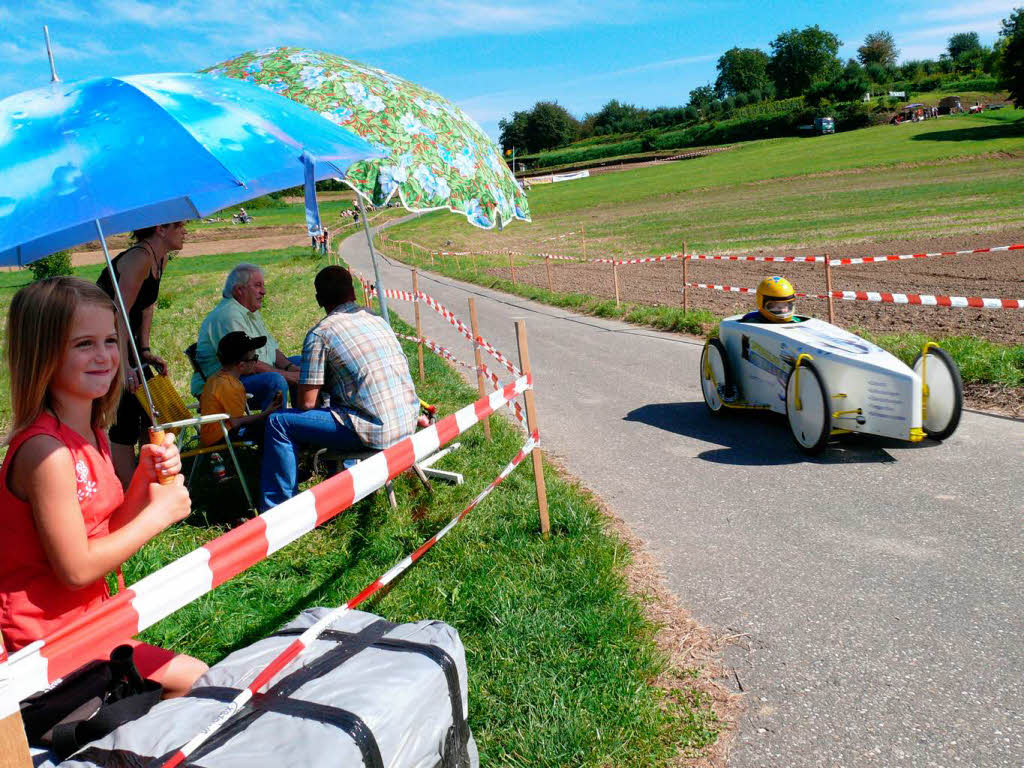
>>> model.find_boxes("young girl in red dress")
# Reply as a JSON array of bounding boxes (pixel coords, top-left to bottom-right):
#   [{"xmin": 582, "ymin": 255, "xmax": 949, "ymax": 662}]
[{"xmin": 0, "ymin": 277, "xmax": 206, "ymax": 697}]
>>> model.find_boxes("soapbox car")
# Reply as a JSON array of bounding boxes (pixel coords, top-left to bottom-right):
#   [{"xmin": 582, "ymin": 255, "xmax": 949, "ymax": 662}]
[{"xmin": 699, "ymin": 315, "xmax": 963, "ymax": 453}]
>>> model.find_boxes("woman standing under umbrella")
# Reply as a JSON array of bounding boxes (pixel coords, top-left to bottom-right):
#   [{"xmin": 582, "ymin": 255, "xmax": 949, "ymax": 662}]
[{"xmin": 97, "ymin": 222, "xmax": 185, "ymax": 486}]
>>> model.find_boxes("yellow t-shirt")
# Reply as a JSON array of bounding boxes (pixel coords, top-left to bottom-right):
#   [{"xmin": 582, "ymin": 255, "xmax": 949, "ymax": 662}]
[{"xmin": 199, "ymin": 370, "xmax": 247, "ymax": 446}]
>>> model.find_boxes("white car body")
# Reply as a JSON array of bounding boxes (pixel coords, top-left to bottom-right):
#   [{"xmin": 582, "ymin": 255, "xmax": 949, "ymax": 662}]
[{"xmin": 719, "ymin": 314, "xmax": 923, "ymax": 441}]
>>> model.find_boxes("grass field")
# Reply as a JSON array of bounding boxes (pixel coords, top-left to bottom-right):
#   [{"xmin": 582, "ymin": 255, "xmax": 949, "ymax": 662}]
[
  {"xmin": 191, "ymin": 198, "xmax": 356, "ymax": 230},
  {"xmin": 396, "ymin": 110, "xmax": 1024, "ymax": 256},
  {"xmin": 0, "ymin": 249, "xmax": 721, "ymax": 766}
]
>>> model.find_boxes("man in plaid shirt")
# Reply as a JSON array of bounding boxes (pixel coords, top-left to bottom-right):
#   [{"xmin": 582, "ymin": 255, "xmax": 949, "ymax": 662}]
[{"xmin": 259, "ymin": 266, "xmax": 419, "ymax": 510}]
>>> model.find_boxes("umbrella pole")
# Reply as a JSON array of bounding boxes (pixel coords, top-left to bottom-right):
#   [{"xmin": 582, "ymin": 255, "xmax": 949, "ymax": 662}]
[
  {"xmin": 357, "ymin": 196, "xmax": 392, "ymax": 329},
  {"xmin": 94, "ymin": 220, "xmax": 158, "ymax": 421}
]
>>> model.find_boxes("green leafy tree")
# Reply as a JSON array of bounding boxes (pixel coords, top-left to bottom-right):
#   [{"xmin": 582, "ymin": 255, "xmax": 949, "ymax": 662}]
[
  {"xmin": 687, "ymin": 84, "xmax": 717, "ymax": 116},
  {"xmin": 864, "ymin": 61, "xmax": 895, "ymax": 84},
  {"xmin": 806, "ymin": 60, "xmax": 871, "ymax": 106},
  {"xmin": 948, "ymin": 31, "xmax": 982, "ymax": 59},
  {"xmin": 769, "ymin": 25, "xmax": 843, "ymax": 97},
  {"xmin": 523, "ymin": 101, "xmax": 580, "ymax": 153},
  {"xmin": 714, "ymin": 47, "xmax": 771, "ymax": 97},
  {"xmin": 500, "ymin": 102, "xmax": 580, "ymax": 153},
  {"xmin": 581, "ymin": 99, "xmax": 647, "ymax": 136},
  {"xmin": 498, "ymin": 110, "xmax": 529, "ymax": 153},
  {"xmin": 998, "ymin": 7, "xmax": 1024, "ymax": 107},
  {"xmin": 857, "ymin": 31, "xmax": 899, "ymax": 67}
]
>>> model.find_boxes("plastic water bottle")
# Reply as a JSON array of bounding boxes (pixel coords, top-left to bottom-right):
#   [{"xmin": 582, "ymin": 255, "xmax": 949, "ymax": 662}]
[{"xmin": 210, "ymin": 452, "xmax": 227, "ymax": 482}]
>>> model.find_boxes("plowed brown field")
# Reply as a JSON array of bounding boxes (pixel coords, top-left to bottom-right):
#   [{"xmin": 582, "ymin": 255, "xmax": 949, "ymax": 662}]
[{"xmin": 487, "ymin": 229, "xmax": 1024, "ymax": 344}]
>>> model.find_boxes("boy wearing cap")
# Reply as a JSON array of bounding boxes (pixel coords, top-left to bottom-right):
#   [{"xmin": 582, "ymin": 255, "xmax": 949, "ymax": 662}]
[{"xmin": 199, "ymin": 331, "xmax": 282, "ymax": 446}]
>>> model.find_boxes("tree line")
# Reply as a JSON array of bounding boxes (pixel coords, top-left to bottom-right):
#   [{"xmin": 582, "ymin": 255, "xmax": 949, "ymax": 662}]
[{"xmin": 500, "ymin": 11, "xmax": 1024, "ymax": 155}]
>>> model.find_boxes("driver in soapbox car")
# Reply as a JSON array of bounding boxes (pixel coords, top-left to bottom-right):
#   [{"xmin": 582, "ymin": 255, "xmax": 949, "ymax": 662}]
[{"xmin": 700, "ymin": 275, "xmax": 963, "ymax": 454}]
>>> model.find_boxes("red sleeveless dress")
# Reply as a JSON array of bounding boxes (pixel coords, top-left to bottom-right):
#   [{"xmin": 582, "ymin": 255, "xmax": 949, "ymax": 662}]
[
  {"xmin": 0, "ymin": 413, "xmax": 177, "ymax": 679},
  {"xmin": 0, "ymin": 413, "xmax": 124, "ymax": 651}
]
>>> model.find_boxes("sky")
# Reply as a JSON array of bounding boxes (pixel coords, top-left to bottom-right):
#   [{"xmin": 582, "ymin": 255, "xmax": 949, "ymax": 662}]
[{"xmin": 0, "ymin": 1, "xmax": 1013, "ymax": 139}]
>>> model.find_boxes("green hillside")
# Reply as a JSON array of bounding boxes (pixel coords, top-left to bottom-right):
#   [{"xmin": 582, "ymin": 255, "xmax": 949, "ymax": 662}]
[{"xmin": 394, "ymin": 110, "xmax": 1024, "ymax": 255}]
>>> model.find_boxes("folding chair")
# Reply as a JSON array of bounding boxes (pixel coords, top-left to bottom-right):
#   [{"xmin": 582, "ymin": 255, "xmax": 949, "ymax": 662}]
[{"xmin": 136, "ymin": 374, "xmax": 256, "ymax": 513}]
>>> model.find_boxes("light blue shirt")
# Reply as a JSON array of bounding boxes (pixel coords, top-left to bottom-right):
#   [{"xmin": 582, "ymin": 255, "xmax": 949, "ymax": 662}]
[{"xmin": 190, "ymin": 297, "xmax": 281, "ymax": 396}]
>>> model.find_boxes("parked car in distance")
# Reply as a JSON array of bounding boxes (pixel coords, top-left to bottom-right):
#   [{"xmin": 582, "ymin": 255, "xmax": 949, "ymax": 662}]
[{"xmin": 798, "ymin": 116, "xmax": 835, "ymax": 136}]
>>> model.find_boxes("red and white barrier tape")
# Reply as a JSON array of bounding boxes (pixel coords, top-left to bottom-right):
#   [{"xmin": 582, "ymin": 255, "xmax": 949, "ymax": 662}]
[
  {"xmin": 395, "ymin": 332, "xmax": 526, "ymax": 425},
  {"xmin": 396, "ymin": 333, "xmax": 475, "ymax": 371},
  {"xmin": 415, "ymin": 293, "xmax": 522, "ymax": 377},
  {"xmin": 687, "ymin": 281, "xmax": 1024, "ymax": 308},
  {"xmin": 689, "ymin": 253, "xmax": 825, "ymax": 264},
  {"xmin": 6, "ymin": 375, "xmax": 532, "ymax": 704},
  {"xmin": 829, "ymin": 243, "xmax": 1024, "ymax": 266},
  {"xmin": 687, "ymin": 281, "xmax": 757, "ymax": 294},
  {"xmin": 479, "ymin": 360, "xmax": 526, "ymax": 424},
  {"xmin": 802, "ymin": 290, "xmax": 1024, "ymax": 308},
  {"xmin": 616, "ymin": 253, "xmax": 684, "ymax": 266},
  {"xmin": 158, "ymin": 431, "xmax": 540, "ymax": 768}
]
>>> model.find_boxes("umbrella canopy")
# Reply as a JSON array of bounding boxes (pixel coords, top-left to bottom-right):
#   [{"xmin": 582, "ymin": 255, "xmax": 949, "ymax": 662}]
[
  {"xmin": 205, "ymin": 48, "xmax": 530, "ymax": 230},
  {"xmin": 0, "ymin": 72, "xmax": 383, "ymax": 265}
]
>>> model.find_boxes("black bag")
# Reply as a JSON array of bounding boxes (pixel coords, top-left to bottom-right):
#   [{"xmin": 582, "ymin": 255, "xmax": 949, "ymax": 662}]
[{"xmin": 19, "ymin": 644, "xmax": 162, "ymax": 759}]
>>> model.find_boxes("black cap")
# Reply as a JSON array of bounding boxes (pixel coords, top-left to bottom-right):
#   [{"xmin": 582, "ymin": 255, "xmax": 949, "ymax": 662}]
[{"xmin": 217, "ymin": 331, "xmax": 267, "ymax": 365}]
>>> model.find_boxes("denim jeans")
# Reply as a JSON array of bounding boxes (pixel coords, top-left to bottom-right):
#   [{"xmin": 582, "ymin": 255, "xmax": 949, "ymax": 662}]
[
  {"xmin": 260, "ymin": 407, "xmax": 365, "ymax": 510},
  {"xmin": 241, "ymin": 355, "xmax": 301, "ymax": 410}
]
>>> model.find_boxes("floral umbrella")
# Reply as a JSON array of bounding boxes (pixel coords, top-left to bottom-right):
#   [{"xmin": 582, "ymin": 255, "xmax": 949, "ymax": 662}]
[{"xmin": 205, "ymin": 47, "xmax": 530, "ymax": 230}]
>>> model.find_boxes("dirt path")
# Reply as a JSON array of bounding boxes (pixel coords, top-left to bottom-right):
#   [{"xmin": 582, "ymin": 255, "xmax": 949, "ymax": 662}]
[{"xmin": 72, "ymin": 230, "xmax": 310, "ymax": 266}]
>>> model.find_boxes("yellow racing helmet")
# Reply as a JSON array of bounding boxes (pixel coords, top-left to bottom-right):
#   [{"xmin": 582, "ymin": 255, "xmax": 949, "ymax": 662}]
[{"xmin": 756, "ymin": 276, "xmax": 796, "ymax": 322}]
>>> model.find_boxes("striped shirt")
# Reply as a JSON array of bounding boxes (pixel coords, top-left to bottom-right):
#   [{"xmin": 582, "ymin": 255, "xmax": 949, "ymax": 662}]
[{"xmin": 301, "ymin": 303, "xmax": 419, "ymax": 449}]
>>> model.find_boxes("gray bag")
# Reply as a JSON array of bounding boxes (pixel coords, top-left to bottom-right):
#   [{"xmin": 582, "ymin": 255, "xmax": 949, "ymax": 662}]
[{"xmin": 59, "ymin": 608, "xmax": 478, "ymax": 768}]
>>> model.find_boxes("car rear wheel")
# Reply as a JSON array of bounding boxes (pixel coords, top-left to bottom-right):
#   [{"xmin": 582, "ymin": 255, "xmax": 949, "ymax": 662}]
[
  {"xmin": 912, "ymin": 346, "xmax": 963, "ymax": 441},
  {"xmin": 785, "ymin": 359, "xmax": 830, "ymax": 454},
  {"xmin": 699, "ymin": 338, "xmax": 732, "ymax": 416}
]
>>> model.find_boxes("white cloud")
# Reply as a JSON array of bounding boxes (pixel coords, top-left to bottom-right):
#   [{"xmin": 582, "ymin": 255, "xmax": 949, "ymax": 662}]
[
  {"xmin": 913, "ymin": 0, "xmax": 1013, "ymax": 23},
  {"xmin": 900, "ymin": 20, "xmax": 1003, "ymax": 42}
]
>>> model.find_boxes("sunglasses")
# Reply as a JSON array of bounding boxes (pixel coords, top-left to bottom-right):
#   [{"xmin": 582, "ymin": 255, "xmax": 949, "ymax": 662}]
[{"xmin": 242, "ymin": 355, "xmax": 259, "ymax": 363}]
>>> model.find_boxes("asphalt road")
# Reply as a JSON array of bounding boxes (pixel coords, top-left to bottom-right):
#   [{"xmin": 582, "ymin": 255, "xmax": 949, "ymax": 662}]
[{"xmin": 343, "ymin": 225, "xmax": 1022, "ymax": 768}]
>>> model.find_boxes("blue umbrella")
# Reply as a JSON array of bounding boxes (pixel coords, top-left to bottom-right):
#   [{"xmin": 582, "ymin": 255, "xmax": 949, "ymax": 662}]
[{"xmin": 0, "ymin": 72, "xmax": 382, "ymax": 416}]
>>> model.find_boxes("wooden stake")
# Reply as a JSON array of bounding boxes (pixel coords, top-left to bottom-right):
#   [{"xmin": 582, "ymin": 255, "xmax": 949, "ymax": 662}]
[
  {"xmin": 468, "ymin": 299, "xmax": 492, "ymax": 441},
  {"xmin": 545, "ymin": 255, "xmax": 553, "ymax": 292},
  {"xmin": 514, "ymin": 319, "xmax": 549, "ymax": 538},
  {"xmin": 0, "ymin": 711, "xmax": 32, "ymax": 768},
  {"xmin": 581, "ymin": 224, "xmax": 587, "ymax": 261},
  {"xmin": 412, "ymin": 270, "xmax": 425, "ymax": 382},
  {"xmin": 682, "ymin": 241, "xmax": 689, "ymax": 313},
  {"xmin": 508, "ymin": 250, "xmax": 517, "ymax": 285},
  {"xmin": 613, "ymin": 261, "xmax": 621, "ymax": 307},
  {"xmin": 824, "ymin": 254, "xmax": 835, "ymax": 324}
]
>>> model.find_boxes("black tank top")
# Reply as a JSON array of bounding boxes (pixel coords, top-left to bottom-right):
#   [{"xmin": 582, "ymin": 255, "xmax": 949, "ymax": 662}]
[{"xmin": 97, "ymin": 245, "xmax": 163, "ymax": 341}]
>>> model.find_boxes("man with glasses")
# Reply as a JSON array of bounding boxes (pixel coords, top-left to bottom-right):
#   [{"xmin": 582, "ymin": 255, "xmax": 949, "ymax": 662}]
[
  {"xmin": 198, "ymin": 331, "xmax": 283, "ymax": 446},
  {"xmin": 191, "ymin": 264, "xmax": 302, "ymax": 409}
]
